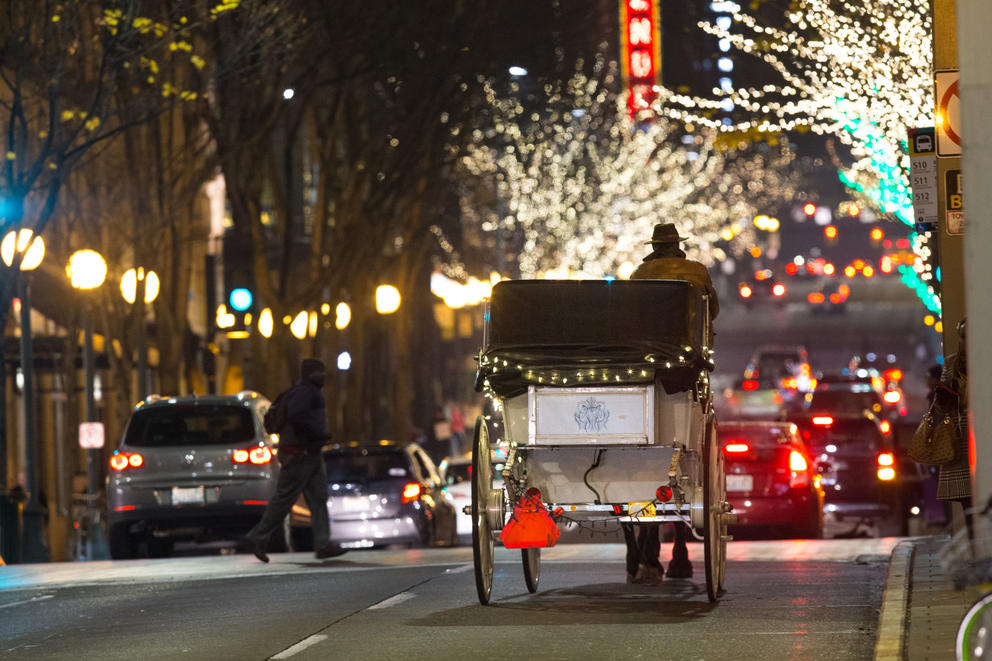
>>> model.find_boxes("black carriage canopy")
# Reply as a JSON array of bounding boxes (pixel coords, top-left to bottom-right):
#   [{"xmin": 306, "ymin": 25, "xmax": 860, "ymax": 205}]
[{"xmin": 476, "ymin": 279, "xmax": 712, "ymax": 397}]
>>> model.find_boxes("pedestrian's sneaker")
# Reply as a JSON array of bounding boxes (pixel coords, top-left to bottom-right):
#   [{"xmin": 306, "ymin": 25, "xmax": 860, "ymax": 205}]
[
  {"xmin": 315, "ymin": 542, "xmax": 347, "ymax": 559},
  {"xmin": 665, "ymin": 559, "xmax": 693, "ymax": 578},
  {"xmin": 635, "ymin": 563, "xmax": 663, "ymax": 586}
]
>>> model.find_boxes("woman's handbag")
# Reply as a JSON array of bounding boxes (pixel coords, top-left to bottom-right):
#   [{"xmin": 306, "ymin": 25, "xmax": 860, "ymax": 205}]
[{"xmin": 907, "ymin": 406, "xmax": 959, "ymax": 466}]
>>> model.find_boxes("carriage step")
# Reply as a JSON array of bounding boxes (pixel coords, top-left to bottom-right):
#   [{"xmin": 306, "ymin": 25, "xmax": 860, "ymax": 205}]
[{"xmin": 721, "ymin": 534, "xmax": 734, "ymax": 542}]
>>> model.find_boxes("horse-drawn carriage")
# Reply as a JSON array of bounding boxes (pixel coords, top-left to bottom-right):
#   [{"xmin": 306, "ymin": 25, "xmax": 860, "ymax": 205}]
[{"xmin": 470, "ymin": 279, "xmax": 732, "ymax": 604}]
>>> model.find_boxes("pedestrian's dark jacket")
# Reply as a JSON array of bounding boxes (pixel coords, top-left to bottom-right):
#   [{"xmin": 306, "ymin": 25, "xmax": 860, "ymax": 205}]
[{"xmin": 279, "ymin": 380, "xmax": 328, "ymax": 449}]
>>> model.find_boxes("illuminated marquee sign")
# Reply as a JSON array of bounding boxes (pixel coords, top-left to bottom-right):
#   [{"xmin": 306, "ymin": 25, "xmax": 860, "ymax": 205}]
[{"xmin": 620, "ymin": 0, "xmax": 661, "ymax": 117}]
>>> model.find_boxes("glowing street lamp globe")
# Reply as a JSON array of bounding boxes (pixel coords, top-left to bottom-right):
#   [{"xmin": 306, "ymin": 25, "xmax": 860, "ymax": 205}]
[
  {"xmin": 120, "ymin": 267, "xmax": 160, "ymax": 304},
  {"xmin": 1, "ymin": 229, "xmax": 45, "ymax": 270},
  {"xmin": 66, "ymin": 250, "xmax": 107, "ymax": 290},
  {"xmin": 375, "ymin": 285, "xmax": 401, "ymax": 315}
]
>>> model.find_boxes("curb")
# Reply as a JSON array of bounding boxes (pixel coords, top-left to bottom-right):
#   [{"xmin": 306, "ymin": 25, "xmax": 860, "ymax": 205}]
[{"xmin": 874, "ymin": 539, "xmax": 915, "ymax": 660}]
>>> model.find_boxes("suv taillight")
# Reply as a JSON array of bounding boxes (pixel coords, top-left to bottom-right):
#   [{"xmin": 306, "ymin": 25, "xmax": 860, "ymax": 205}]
[
  {"xmin": 401, "ymin": 482, "xmax": 422, "ymax": 504},
  {"xmin": 110, "ymin": 452, "xmax": 144, "ymax": 471},
  {"xmin": 233, "ymin": 446, "xmax": 273, "ymax": 465}
]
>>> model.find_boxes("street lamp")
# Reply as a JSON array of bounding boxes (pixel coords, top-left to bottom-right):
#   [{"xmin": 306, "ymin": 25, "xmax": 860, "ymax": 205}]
[
  {"xmin": 66, "ymin": 249, "xmax": 108, "ymax": 560},
  {"xmin": 2, "ymin": 229, "xmax": 48, "ymax": 562},
  {"xmin": 120, "ymin": 267, "xmax": 159, "ymax": 399}
]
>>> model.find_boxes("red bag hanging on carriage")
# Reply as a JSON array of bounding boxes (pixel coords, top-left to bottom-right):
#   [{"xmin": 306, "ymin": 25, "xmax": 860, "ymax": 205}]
[{"xmin": 499, "ymin": 488, "xmax": 560, "ymax": 549}]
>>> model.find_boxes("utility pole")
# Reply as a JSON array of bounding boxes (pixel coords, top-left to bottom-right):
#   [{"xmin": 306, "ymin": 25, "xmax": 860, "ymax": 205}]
[{"xmin": 958, "ymin": 1, "xmax": 992, "ymax": 515}]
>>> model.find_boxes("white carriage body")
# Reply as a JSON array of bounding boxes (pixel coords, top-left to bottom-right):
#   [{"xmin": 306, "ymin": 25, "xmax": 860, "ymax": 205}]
[{"xmin": 500, "ymin": 384, "xmax": 703, "ymax": 506}]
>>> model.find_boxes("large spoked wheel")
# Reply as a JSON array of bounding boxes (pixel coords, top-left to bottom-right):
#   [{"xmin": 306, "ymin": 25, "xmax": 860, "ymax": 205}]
[
  {"xmin": 703, "ymin": 418, "xmax": 727, "ymax": 602},
  {"xmin": 471, "ymin": 417, "xmax": 495, "ymax": 605},
  {"xmin": 522, "ymin": 548, "xmax": 541, "ymax": 593}
]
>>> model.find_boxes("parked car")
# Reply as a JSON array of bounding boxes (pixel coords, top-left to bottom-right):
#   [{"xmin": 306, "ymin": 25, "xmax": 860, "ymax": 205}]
[
  {"xmin": 315, "ymin": 442, "xmax": 458, "ymax": 549},
  {"xmin": 106, "ymin": 392, "xmax": 296, "ymax": 559},
  {"xmin": 441, "ymin": 453, "xmax": 505, "ymax": 544},
  {"xmin": 720, "ymin": 420, "xmax": 824, "ymax": 538}
]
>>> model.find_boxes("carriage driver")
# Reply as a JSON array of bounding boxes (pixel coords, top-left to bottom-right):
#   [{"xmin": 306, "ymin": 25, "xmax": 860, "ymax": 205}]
[{"xmin": 623, "ymin": 222, "xmax": 720, "ymax": 585}]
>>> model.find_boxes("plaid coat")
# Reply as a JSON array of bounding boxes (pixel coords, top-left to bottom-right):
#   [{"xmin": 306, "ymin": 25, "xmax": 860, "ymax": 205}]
[{"xmin": 937, "ymin": 352, "xmax": 970, "ymax": 501}]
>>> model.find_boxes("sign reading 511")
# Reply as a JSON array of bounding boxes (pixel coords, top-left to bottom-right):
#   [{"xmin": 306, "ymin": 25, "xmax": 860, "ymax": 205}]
[{"xmin": 907, "ymin": 126, "xmax": 938, "ymax": 229}]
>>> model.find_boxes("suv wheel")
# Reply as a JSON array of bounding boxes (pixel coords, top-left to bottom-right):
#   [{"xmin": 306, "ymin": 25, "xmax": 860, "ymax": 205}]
[{"xmin": 108, "ymin": 523, "xmax": 138, "ymax": 560}]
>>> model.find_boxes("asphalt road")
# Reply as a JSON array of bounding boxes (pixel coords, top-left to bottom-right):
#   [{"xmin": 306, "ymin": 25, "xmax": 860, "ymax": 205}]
[{"xmin": 0, "ymin": 539, "xmax": 896, "ymax": 660}]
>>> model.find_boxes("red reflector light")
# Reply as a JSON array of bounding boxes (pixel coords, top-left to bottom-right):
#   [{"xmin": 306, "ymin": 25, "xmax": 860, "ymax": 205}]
[
  {"xmin": 401, "ymin": 482, "xmax": 422, "ymax": 504},
  {"xmin": 113, "ymin": 505, "xmax": 137, "ymax": 511},
  {"xmin": 655, "ymin": 485, "xmax": 673, "ymax": 502},
  {"xmin": 877, "ymin": 452, "xmax": 895, "ymax": 467},
  {"xmin": 724, "ymin": 442, "xmax": 750, "ymax": 453},
  {"xmin": 812, "ymin": 416, "xmax": 834, "ymax": 426},
  {"xmin": 772, "ymin": 283, "xmax": 786, "ymax": 297},
  {"xmin": 879, "ymin": 420, "xmax": 892, "ymax": 435},
  {"xmin": 883, "ymin": 390, "xmax": 901, "ymax": 404},
  {"xmin": 741, "ymin": 379, "xmax": 759, "ymax": 391},
  {"xmin": 249, "ymin": 447, "xmax": 273, "ymax": 465},
  {"xmin": 243, "ymin": 500, "xmax": 268, "ymax": 506},
  {"xmin": 232, "ymin": 449, "xmax": 250, "ymax": 464},
  {"xmin": 789, "ymin": 450, "xmax": 808, "ymax": 472}
]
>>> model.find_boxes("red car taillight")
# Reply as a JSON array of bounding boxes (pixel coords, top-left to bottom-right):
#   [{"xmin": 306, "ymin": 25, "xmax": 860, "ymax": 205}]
[
  {"xmin": 741, "ymin": 379, "xmax": 759, "ymax": 391},
  {"xmin": 110, "ymin": 452, "xmax": 144, "ymax": 471},
  {"xmin": 232, "ymin": 446, "xmax": 273, "ymax": 465},
  {"xmin": 401, "ymin": 482, "xmax": 422, "ymax": 504},
  {"xmin": 883, "ymin": 390, "xmax": 902, "ymax": 404},
  {"xmin": 812, "ymin": 416, "xmax": 834, "ymax": 426},
  {"xmin": 788, "ymin": 450, "xmax": 810, "ymax": 488},
  {"xmin": 877, "ymin": 452, "xmax": 896, "ymax": 481},
  {"xmin": 879, "ymin": 420, "xmax": 892, "ymax": 435},
  {"xmin": 724, "ymin": 441, "xmax": 750, "ymax": 454}
]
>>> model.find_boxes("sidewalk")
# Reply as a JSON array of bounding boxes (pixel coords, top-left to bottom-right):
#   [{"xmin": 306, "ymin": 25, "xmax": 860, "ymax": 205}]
[{"xmin": 876, "ymin": 534, "xmax": 985, "ymax": 660}]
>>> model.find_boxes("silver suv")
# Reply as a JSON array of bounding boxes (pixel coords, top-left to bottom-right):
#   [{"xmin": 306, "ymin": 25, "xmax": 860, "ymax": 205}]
[{"xmin": 106, "ymin": 391, "xmax": 290, "ymax": 559}]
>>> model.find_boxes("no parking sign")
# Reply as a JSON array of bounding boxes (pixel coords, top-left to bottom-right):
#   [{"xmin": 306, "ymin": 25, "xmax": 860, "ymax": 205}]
[{"xmin": 936, "ymin": 70, "xmax": 961, "ymax": 156}]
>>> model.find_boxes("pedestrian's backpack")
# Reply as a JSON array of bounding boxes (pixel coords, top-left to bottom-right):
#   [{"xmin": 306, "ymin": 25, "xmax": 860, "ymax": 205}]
[{"xmin": 263, "ymin": 388, "xmax": 292, "ymax": 434}]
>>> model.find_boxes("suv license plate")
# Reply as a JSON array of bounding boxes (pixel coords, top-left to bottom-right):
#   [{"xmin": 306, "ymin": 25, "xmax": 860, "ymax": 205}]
[
  {"xmin": 726, "ymin": 475, "xmax": 753, "ymax": 492},
  {"xmin": 172, "ymin": 486, "xmax": 205, "ymax": 505}
]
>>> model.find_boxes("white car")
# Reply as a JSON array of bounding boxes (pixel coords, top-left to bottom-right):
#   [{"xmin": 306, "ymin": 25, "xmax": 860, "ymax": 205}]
[{"xmin": 440, "ymin": 454, "xmax": 504, "ymax": 544}]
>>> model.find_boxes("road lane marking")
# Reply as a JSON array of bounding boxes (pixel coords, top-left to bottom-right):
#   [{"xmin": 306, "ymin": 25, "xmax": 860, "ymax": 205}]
[
  {"xmin": 368, "ymin": 591, "xmax": 415, "ymax": 610},
  {"xmin": 445, "ymin": 564, "xmax": 474, "ymax": 574},
  {"xmin": 269, "ymin": 634, "xmax": 327, "ymax": 659},
  {"xmin": 0, "ymin": 594, "xmax": 53, "ymax": 609}
]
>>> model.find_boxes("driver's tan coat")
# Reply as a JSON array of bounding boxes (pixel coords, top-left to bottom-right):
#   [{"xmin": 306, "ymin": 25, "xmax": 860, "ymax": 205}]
[{"xmin": 630, "ymin": 257, "xmax": 720, "ymax": 320}]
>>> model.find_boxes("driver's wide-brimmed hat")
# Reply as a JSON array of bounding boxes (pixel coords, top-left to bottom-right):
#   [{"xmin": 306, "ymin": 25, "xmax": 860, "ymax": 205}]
[{"xmin": 644, "ymin": 223, "xmax": 688, "ymax": 244}]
